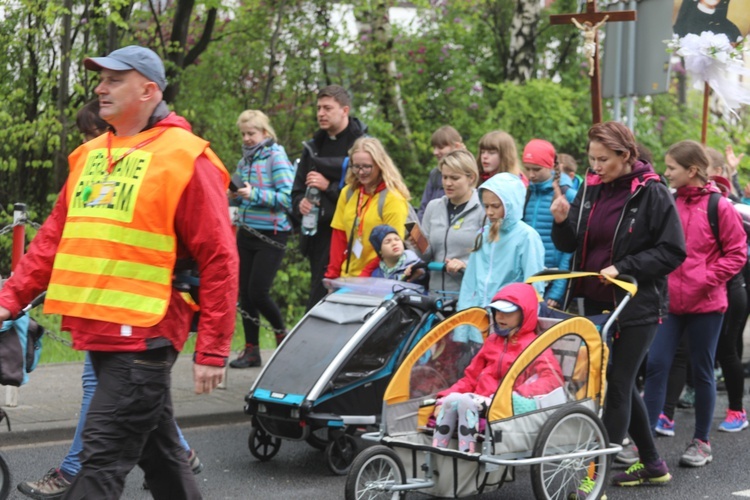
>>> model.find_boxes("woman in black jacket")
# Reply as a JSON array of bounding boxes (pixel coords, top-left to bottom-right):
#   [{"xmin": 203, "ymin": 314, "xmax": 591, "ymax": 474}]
[{"xmin": 551, "ymin": 122, "xmax": 686, "ymax": 491}]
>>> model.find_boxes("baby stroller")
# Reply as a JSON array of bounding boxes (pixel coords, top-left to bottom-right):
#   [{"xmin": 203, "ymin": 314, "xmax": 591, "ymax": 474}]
[
  {"xmin": 345, "ymin": 272, "xmax": 637, "ymax": 500},
  {"xmin": 243, "ymin": 278, "xmax": 454, "ymax": 475}
]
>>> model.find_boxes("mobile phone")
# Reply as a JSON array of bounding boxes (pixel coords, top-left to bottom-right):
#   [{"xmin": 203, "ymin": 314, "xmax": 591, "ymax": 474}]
[{"xmin": 229, "ymin": 173, "xmax": 244, "ymax": 192}]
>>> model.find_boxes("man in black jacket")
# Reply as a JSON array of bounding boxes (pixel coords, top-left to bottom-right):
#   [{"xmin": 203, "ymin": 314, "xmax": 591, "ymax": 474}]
[{"xmin": 291, "ymin": 85, "xmax": 367, "ymax": 310}]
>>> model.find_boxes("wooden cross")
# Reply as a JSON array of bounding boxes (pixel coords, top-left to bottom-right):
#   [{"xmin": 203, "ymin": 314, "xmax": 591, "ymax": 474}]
[{"xmin": 550, "ymin": 0, "xmax": 636, "ymax": 125}]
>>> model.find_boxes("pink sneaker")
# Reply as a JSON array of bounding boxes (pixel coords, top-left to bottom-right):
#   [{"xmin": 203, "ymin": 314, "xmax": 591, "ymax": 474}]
[{"xmin": 718, "ymin": 409, "xmax": 748, "ymax": 433}]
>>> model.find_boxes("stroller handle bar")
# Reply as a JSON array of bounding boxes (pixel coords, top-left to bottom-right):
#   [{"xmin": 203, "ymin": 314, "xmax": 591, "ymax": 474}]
[
  {"xmin": 526, "ymin": 270, "xmax": 638, "ymax": 340},
  {"xmin": 525, "ymin": 270, "xmax": 637, "ymax": 298},
  {"xmin": 411, "ymin": 261, "xmax": 464, "ymax": 274}
]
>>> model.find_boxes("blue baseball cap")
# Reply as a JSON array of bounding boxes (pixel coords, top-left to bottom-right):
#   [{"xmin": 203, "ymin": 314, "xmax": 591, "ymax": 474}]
[{"xmin": 84, "ymin": 45, "xmax": 167, "ymax": 91}]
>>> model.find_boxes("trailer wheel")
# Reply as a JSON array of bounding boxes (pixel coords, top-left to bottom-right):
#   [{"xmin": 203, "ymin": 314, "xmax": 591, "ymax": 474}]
[
  {"xmin": 530, "ymin": 405, "xmax": 609, "ymax": 500},
  {"xmin": 248, "ymin": 426, "xmax": 281, "ymax": 462},
  {"xmin": 325, "ymin": 433, "xmax": 358, "ymax": 475},
  {"xmin": 345, "ymin": 445, "xmax": 405, "ymax": 500},
  {"xmin": 306, "ymin": 428, "xmax": 330, "ymax": 450}
]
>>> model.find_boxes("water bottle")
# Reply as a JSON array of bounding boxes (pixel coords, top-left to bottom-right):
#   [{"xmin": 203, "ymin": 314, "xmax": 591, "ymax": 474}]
[{"xmin": 301, "ymin": 186, "xmax": 320, "ymax": 236}]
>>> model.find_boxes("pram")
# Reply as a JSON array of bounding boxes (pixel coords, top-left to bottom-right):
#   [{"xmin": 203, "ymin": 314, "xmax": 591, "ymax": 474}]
[
  {"xmin": 345, "ymin": 272, "xmax": 637, "ymax": 500},
  {"xmin": 243, "ymin": 277, "xmax": 454, "ymax": 475}
]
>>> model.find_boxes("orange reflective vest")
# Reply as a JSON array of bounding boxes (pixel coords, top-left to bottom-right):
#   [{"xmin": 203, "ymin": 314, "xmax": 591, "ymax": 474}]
[{"xmin": 44, "ymin": 126, "xmax": 227, "ymax": 327}]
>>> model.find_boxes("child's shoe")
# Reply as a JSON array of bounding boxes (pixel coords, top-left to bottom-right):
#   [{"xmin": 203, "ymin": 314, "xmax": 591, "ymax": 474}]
[
  {"xmin": 679, "ymin": 438, "xmax": 712, "ymax": 467},
  {"xmin": 718, "ymin": 409, "xmax": 748, "ymax": 433},
  {"xmin": 655, "ymin": 413, "xmax": 675, "ymax": 437},
  {"xmin": 612, "ymin": 460, "xmax": 671, "ymax": 486}
]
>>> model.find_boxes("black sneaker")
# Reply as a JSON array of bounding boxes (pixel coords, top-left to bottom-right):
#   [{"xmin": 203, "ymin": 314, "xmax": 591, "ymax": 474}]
[
  {"xmin": 229, "ymin": 346, "xmax": 261, "ymax": 368},
  {"xmin": 17, "ymin": 468, "xmax": 71, "ymax": 499}
]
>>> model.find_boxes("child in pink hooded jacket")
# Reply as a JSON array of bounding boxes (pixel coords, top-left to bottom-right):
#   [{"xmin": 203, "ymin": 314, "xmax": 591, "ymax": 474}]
[{"xmin": 432, "ymin": 282, "xmax": 563, "ymax": 453}]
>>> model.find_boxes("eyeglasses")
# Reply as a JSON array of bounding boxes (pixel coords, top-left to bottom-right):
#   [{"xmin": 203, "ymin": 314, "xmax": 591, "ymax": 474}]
[{"xmin": 351, "ymin": 163, "xmax": 374, "ymax": 173}]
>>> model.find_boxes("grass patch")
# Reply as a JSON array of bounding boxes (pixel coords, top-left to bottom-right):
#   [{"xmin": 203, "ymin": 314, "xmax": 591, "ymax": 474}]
[{"xmin": 31, "ymin": 311, "xmax": 278, "ymax": 364}]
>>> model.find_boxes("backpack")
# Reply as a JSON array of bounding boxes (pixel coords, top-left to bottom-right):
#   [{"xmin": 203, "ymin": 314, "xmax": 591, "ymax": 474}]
[{"xmin": 706, "ymin": 192, "xmax": 749, "ymax": 286}]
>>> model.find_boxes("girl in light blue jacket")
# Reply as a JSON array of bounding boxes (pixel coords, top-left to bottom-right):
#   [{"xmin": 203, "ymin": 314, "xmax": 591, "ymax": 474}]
[{"xmin": 457, "ymin": 173, "xmax": 545, "ymax": 324}]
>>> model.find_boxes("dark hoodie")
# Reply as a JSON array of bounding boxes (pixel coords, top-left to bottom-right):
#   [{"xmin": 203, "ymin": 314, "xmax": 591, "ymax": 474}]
[
  {"xmin": 290, "ymin": 117, "xmax": 368, "ymax": 234},
  {"xmin": 579, "ymin": 161, "xmax": 653, "ymax": 299},
  {"xmin": 552, "ymin": 160, "xmax": 686, "ymax": 327}
]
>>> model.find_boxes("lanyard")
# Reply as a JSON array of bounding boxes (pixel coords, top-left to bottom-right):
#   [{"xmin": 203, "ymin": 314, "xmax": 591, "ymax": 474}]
[
  {"xmin": 106, "ymin": 127, "xmax": 168, "ymax": 175},
  {"xmin": 355, "ymin": 187, "xmax": 376, "ymax": 238}
]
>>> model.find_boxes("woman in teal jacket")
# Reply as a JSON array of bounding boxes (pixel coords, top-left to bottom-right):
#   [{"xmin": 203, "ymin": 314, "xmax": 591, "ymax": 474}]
[{"xmin": 457, "ymin": 173, "xmax": 545, "ymax": 336}]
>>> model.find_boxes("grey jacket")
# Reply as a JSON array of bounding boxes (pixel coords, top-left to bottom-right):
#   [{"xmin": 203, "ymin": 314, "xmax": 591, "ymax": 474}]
[{"xmin": 418, "ymin": 189, "xmax": 485, "ymax": 293}]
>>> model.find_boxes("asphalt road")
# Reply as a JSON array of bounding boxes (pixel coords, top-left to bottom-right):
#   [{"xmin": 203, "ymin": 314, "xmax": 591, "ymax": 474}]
[{"xmin": 2, "ymin": 400, "xmax": 750, "ymax": 499}]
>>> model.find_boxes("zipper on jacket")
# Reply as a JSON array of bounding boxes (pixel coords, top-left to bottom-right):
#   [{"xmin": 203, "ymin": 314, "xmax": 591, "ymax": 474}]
[
  {"xmin": 496, "ymin": 337, "xmax": 510, "ymax": 378},
  {"xmin": 609, "ymin": 185, "xmax": 644, "ymax": 306},
  {"xmin": 654, "ymin": 282, "xmax": 663, "ymax": 324},
  {"xmin": 441, "ymin": 202, "xmax": 479, "ymax": 291}
]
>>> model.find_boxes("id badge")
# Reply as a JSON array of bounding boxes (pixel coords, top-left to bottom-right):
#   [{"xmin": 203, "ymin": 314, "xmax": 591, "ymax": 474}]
[
  {"xmin": 84, "ymin": 181, "xmax": 116, "ymax": 207},
  {"xmin": 352, "ymin": 238, "xmax": 364, "ymax": 259}
]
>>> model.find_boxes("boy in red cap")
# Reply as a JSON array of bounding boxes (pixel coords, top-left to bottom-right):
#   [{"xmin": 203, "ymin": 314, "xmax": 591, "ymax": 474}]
[{"xmin": 522, "ymin": 139, "xmax": 577, "ymax": 308}]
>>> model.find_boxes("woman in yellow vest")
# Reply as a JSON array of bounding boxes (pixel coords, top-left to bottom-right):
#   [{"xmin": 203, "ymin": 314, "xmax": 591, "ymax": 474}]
[{"xmin": 325, "ymin": 137, "xmax": 410, "ymax": 280}]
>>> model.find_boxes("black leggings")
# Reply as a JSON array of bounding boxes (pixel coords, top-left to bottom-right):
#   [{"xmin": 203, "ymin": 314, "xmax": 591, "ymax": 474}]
[
  {"xmin": 237, "ymin": 228, "xmax": 288, "ymax": 345},
  {"xmin": 604, "ymin": 322, "xmax": 661, "ymax": 463},
  {"xmin": 716, "ymin": 278, "xmax": 746, "ymax": 411},
  {"xmin": 585, "ymin": 300, "xmax": 661, "ymax": 463}
]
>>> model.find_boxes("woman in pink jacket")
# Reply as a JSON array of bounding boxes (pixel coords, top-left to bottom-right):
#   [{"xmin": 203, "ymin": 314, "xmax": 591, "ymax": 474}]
[
  {"xmin": 643, "ymin": 140, "xmax": 747, "ymax": 468},
  {"xmin": 432, "ymin": 282, "xmax": 563, "ymax": 453}
]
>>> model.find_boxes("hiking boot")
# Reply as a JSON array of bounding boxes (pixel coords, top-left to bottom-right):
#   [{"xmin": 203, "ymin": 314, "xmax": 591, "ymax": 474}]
[
  {"xmin": 143, "ymin": 449, "xmax": 203, "ymax": 489},
  {"xmin": 275, "ymin": 329, "xmax": 288, "ymax": 348},
  {"xmin": 612, "ymin": 460, "xmax": 671, "ymax": 486},
  {"xmin": 17, "ymin": 468, "xmax": 71, "ymax": 499},
  {"xmin": 677, "ymin": 386, "xmax": 695, "ymax": 409},
  {"xmin": 655, "ymin": 413, "xmax": 675, "ymax": 437},
  {"xmin": 187, "ymin": 449, "xmax": 203, "ymax": 474},
  {"xmin": 718, "ymin": 409, "xmax": 748, "ymax": 432},
  {"xmin": 229, "ymin": 345, "xmax": 261, "ymax": 368},
  {"xmin": 615, "ymin": 442, "xmax": 639, "ymax": 466},
  {"xmin": 679, "ymin": 438, "xmax": 712, "ymax": 467}
]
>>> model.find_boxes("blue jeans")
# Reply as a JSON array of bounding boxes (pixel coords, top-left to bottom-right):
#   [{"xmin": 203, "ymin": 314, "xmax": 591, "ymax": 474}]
[
  {"xmin": 60, "ymin": 352, "xmax": 191, "ymax": 478},
  {"xmin": 643, "ymin": 312, "xmax": 723, "ymax": 442}
]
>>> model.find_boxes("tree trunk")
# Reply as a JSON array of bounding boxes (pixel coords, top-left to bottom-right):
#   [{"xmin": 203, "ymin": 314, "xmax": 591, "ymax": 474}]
[
  {"xmin": 506, "ymin": 0, "xmax": 543, "ymax": 83},
  {"xmin": 55, "ymin": 0, "xmax": 73, "ymax": 191},
  {"xmin": 262, "ymin": 0, "xmax": 287, "ymax": 107},
  {"xmin": 367, "ymin": 0, "xmax": 419, "ymax": 176},
  {"xmin": 163, "ymin": 0, "xmax": 217, "ymax": 103}
]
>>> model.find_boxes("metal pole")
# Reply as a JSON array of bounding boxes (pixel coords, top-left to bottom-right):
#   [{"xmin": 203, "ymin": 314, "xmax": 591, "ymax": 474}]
[
  {"xmin": 11, "ymin": 203, "xmax": 26, "ymax": 274},
  {"xmin": 612, "ymin": 2, "xmax": 624, "ymax": 122},
  {"xmin": 625, "ymin": 0, "xmax": 637, "ymax": 130},
  {"xmin": 6, "ymin": 203, "xmax": 24, "ymax": 406}
]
